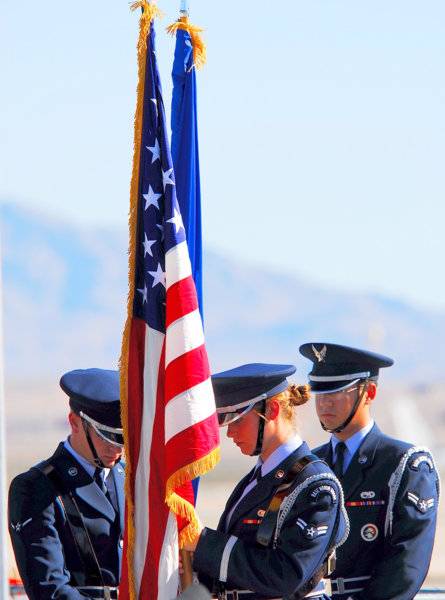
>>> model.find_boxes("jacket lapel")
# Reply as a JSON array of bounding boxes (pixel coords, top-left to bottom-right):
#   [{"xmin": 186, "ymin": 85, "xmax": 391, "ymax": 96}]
[
  {"xmin": 226, "ymin": 443, "xmax": 311, "ymax": 531},
  {"xmin": 340, "ymin": 423, "xmax": 382, "ymax": 500},
  {"xmin": 218, "ymin": 470, "xmax": 254, "ymax": 531},
  {"xmin": 315, "ymin": 442, "xmax": 332, "ymax": 464},
  {"xmin": 111, "ymin": 462, "xmax": 125, "ymax": 531},
  {"xmin": 50, "ymin": 442, "xmax": 116, "ymax": 522}
]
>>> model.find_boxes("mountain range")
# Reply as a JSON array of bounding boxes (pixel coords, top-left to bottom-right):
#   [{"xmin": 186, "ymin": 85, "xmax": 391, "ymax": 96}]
[{"xmin": 1, "ymin": 202, "xmax": 444, "ymax": 383}]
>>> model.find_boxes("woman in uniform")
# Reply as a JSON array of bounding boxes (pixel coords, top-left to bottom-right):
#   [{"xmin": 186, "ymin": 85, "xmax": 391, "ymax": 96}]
[{"xmin": 184, "ymin": 363, "xmax": 349, "ymax": 600}]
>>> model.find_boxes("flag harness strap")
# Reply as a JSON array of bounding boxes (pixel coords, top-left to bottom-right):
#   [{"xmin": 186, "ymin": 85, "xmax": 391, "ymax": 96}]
[
  {"xmin": 36, "ymin": 463, "xmax": 105, "ymax": 588},
  {"xmin": 255, "ymin": 454, "xmax": 338, "ymax": 599}
]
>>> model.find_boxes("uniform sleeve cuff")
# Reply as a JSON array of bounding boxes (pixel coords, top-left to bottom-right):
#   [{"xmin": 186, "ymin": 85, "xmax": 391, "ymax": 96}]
[{"xmin": 193, "ymin": 527, "xmax": 238, "ymax": 582}]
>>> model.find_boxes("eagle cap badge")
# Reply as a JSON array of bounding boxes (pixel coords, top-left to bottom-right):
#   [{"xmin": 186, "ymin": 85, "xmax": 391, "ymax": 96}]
[{"xmin": 312, "ymin": 344, "xmax": 327, "ymax": 363}]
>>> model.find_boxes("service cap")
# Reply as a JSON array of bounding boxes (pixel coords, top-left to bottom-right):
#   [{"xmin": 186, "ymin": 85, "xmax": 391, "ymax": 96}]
[
  {"xmin": 299, "ymin": 343, "xmax": 393, "ymax": 394},
  {"xmin": 212, "ymin": 363, "xmax": 296, "ymax": 426},
  {"xmin": 60, "ymin": 368, "xmax": 123, "ymax": 447}
]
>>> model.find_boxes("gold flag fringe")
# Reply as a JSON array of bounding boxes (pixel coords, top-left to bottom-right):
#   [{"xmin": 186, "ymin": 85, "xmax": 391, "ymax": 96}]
[
  {"xmin": 119, "ymin": 3, "xmax": 161, "ymax": 598},
  {"xmin": 166, "ymin": 16, "xmax": 207, "ymax": 69},
  {"xmin": 165, "ymin": 447, "xmax": 221, "ymax": 546}
]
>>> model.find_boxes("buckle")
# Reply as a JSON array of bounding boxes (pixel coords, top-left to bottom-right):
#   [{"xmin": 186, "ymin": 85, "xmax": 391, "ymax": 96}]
[
  {"xmin": 335, "ymin": 578, "xmax": 345, "ymax": 595},
  {"xmin": 327, "ymin": 550, "xmax": 336, "ymax": 576}
]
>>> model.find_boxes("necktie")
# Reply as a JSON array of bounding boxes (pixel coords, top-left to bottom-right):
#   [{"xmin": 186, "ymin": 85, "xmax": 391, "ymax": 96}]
[
  {"xmin": 249, "ymin": 463, "xmax": 263, "ymax": 484},
  {"xmin": 94, "ymin": 468, "xmax": 107, "ymax": 495},
  {"xmin": 333, "ymin": 442, "xmax": 347, "ymax": 478}
]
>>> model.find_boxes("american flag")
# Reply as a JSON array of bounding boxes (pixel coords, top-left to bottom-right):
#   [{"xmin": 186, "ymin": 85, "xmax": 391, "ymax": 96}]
[{"xmin": 119, "ymin": 7, "xmax": 220, "ymax": 599}]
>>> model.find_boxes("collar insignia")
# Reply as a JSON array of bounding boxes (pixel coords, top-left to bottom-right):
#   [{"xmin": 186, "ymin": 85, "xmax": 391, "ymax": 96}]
[
  {"xmin": 68, "ymin": 467, "xmax": 78, "ymax": 476},
  {"xmin": 358, "ymin": 455, "xmax": 368, "ymax": 464},
  {"xmin": 275, "ymin": 469, "xmax": 285, "ymax": 479},
  {"xmin": 312, "ymin": 344, "xmax": 327, "ymax": 363}
]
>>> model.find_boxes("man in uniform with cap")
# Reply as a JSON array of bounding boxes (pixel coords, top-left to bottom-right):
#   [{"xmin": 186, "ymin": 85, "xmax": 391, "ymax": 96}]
[
  {"xmin": 9, "ymin": 368, "xmax": 125, "ymax": 600},
  {"xmin": 299, "ymin": 343, "xmax": 439, "ymax": 600}
]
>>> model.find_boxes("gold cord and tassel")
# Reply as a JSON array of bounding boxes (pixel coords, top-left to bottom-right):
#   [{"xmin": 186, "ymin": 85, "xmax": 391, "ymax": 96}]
[{"xmin": 166, "ymin": 16, "xmax": 207, "ymax": 69}]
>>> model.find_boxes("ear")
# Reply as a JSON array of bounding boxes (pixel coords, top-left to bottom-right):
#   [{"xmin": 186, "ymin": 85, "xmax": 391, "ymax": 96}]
[
  {"xmin": 366, "ymin": 382, "xmax": 377, "ymax": 401},
  {"xmin": 68, "ymin": 411, "xmax": 81, "ymax": 434},
  {"xmin": 266, "ymin": 399, "xmax": 280, "ymax": 421}
]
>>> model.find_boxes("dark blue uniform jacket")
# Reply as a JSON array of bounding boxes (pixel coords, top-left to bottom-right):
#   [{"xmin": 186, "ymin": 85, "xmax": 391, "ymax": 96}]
[
  {"xmin": 194, "ymin": 442, "xmax": 348, "ymax": 599},
  {"xmin": 8, "ymin": 442, "xmax": 125, "ymax": 600},
  {"xmin": 314, "ymin": 423, "xmax": 439, "ymax": 600}
]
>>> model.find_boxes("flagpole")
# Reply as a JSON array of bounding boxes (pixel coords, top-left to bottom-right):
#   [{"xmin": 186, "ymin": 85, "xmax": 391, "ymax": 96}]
[
  {"xmin": 0, "ymin": 231, "xmax": 9, "ymax": 599},
  {"xmin": 179, "ymin": 0, "xmax": 188, "ymax": 15}
]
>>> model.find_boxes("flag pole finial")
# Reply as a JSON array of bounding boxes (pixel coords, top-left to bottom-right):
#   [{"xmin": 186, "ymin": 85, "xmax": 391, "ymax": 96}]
[{"xmin": 167, "ymin": 5, "xmax": 207, "ymax": 69}]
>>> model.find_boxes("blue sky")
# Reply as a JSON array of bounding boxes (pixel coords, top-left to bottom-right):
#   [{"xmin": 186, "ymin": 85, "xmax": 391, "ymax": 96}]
[{"xmin": 1, "ymin": 1, "xmax": 445, "ymax": 311}]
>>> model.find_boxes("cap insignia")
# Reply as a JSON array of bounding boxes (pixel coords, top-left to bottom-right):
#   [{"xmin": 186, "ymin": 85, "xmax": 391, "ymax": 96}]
[{"xmin": 312, "ymin": 344, "xmax": 327, "ymax": 363}]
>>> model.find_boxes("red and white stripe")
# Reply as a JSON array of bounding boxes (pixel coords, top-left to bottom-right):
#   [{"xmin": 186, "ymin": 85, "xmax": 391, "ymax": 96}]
[{"xmin": 124, "ymin": 241, "xmax": 218, "ymax": 599}]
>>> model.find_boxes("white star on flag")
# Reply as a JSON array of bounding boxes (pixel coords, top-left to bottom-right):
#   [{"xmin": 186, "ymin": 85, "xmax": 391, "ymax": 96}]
[
  {"xmin": 156, "ymin": 222, "xmax": 165, "ymax": 242},
  {"xmin": 143, "ymin": 186, "xmax": 162, "ymax": 211},
  {"xmin": 142, "ymin": 233, "xmax": 156, "ymax": 257},
  {"xmin": 146, "ymin": 138, "xmax": 161, "ymax": 164},
  {"xmin": 148, "ymin": 263, "xmax": 166, "ymax": 289},
  {"xmin": 167, "ymin": 208, "xmax": 184, "ymax": 234},
  {"xmin": 137, "ymin": 283, "xmax": 148, "ymax": 304},
  {"xmin": 162, "ymin": 168, "xmax": 175, "ymax": 189}
]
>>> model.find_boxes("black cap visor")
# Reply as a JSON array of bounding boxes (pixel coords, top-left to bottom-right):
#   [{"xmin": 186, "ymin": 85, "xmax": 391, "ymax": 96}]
[
  {"xmin": 217, "ymin": 403, "xmax": 257, "ymax": 427},
  {"xmin": 80, "ymin": 411, "xmax": 124, "ymax": 448}
]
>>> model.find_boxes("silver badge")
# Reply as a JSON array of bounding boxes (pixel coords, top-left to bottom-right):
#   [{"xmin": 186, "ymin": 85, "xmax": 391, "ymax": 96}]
[
  {"xmin": 358, "ymin": 455, "xmax": 368, "ymax": 465},
  {"xmin": 360, "ymin": 523, "xmax": 378, "ymax": 542},
  {"xmin": 68, "ymin": 467, "xmax": 78, "ymax": 476},
  {"xmin": 361, "ymin": 491, "xmax": 375, "ymax": 499},
  {"xmin": 312, "ymin": 344, "xmax": 327, "ymax": 363}
]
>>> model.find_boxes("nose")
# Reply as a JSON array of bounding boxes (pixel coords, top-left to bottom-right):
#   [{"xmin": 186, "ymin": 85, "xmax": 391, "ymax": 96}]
[
  {"xmin": 227, "ymin": 422, "xmax": 236, "ymax": 439},
  {"xmin": 319, "ymin": 394, "xmax": 334, "ymax": 407}
]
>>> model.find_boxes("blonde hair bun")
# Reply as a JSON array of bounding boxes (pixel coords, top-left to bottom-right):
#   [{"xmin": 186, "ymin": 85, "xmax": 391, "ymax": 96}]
[{"xmin": 288, "ymin": 384, "xmax": 311, "ymax": 406}]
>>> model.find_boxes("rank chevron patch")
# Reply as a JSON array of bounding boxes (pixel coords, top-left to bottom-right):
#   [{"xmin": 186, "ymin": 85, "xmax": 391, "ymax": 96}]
[
  {"xmin": 296, "ymin": 517, "xmax": 328, "ymax": 539},
  {"xmin": 407, "ymin": 491, "xmax": 435, "ymax": 513}
]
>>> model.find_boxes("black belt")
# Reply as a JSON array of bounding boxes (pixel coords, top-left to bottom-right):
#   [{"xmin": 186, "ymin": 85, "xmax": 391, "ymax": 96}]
[
  {"xmin": 220, "ymin": 594, "xmax": 326, "ymax": 600},
  {"xmin": 76, "ymin": 586, "xmax": 118, "ymax": 599},
  {"xmin": 218, "ymin": 579, "xmax": 328, "ymax": 599},
  {"xmin": 330, "ymin": 575, "xmax": 371, "ymax": 595}
]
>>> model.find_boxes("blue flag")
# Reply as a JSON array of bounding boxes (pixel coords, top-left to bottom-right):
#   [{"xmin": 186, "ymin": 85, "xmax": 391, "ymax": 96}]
[{"xmin": 171, "ymin": 28, "xmax": 203, "ymax": 319}]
